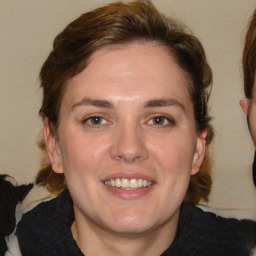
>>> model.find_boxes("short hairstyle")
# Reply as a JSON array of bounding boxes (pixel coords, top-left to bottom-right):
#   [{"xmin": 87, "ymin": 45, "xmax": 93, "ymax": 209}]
[
  {"xmin": 36, "ymin": 0, "xmax": 213, "ymax": 204},
  {"xmin": 243, "ymin": 9, "xmax": 256, "ymax": 98}
]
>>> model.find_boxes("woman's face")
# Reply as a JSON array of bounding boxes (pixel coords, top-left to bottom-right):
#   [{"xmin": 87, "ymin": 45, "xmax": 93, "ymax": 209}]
[{"xmin": 44, "ymin": 42, "xmax": 206, "ymax": 236}]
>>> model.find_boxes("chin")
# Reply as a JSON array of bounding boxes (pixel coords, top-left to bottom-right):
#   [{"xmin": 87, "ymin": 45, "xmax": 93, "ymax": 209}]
[
  {"xmin": 104, "ymin": 211, "xmax": 157, "ymax": 235},
  {"xmin": 108, "ymin": 222, "xmax": 154, "ymax": 236}
]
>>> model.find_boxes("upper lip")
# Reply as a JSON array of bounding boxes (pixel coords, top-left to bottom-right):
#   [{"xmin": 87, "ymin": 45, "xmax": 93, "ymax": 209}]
[{"xmin": 102, "ymin": 173, "xmax": 155, "ymax": 183}]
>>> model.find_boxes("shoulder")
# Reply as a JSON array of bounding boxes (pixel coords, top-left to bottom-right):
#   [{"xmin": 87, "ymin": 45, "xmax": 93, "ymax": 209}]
[
  {"xmin": 16, "ymin": 189, "xmax": 68, "ymax": 236},
  {"xmin": 15, "ymin": 190, "xmax": 74, "ymax": 255},
  {"xmin": 4, "ymin": 184, "xmax": 55, "ymax": 256},
  {"xmin": 180, "ymin": 203, "xmax": 239, "ymax": 238},
  {"xmin": 185, "ymin": 203, "xmax": 256, "ymax": 254},
  {"xmin": 5, "ymin": 195, "xmax": 57, "ymax": 256},
  {"xmin": 177, "ymin": 203, "xmax": 250, "ymax": 255}
]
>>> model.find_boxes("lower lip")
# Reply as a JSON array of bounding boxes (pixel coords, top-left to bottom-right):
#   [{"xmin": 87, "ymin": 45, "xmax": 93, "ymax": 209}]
[{"xmin": 103, "ymin": 183, "xmax": 154, "ymax": 200}]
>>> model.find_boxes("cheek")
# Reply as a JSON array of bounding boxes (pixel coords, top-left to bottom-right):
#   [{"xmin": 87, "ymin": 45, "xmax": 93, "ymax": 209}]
[
  {"xmin": 152, "ymin": 136, "xmax": 194, "ymax": 203},
  {"xmin": 59, "ymin": 133, "xmax": 110, "ymax": 174},
  {"xmin": 151, "ymin": 132, "xmax": 195, "ymax": 173}
]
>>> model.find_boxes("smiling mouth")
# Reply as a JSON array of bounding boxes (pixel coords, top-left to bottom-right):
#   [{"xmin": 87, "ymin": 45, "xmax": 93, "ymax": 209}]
[{"xmin": 104, "ymin": 178, "xmax": 153, "ymax": 190}]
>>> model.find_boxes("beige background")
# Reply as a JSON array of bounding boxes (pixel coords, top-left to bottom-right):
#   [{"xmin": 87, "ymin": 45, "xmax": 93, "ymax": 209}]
[{"xmin": 1, "ymin": 0, "xmax": 255, "ymax": 216}]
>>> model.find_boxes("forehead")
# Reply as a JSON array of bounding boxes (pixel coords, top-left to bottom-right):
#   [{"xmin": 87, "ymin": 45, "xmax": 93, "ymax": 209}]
[{"xmin": 63, "ymin": 42, "xmax": 191, "ymax": 107}]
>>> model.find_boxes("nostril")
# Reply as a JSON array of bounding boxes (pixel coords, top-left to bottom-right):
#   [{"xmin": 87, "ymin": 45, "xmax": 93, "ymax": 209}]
[{"xmin": 110, "ymin": 146, "xmax": 149, "ymax": 163}]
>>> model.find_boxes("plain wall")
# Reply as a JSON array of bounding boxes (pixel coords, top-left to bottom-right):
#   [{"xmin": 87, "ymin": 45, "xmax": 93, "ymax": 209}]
[{"xmin": 1, "ymin": 0, "xmax": 255, "ymax": 213}]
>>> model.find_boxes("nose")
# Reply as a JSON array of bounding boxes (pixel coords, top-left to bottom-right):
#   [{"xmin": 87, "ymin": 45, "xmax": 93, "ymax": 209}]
[{"xmin": 110, "ymin": 124, "xmax": 149, "ymax": 163}]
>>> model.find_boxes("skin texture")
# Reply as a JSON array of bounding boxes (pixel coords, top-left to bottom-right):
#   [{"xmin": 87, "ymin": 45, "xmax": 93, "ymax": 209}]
[
  {"xmin": 240, "ymin": 79, "xmax": 256, "ymax": 148},
  {"xmin": 44, "ymin": 42, "xmax": 206, "ymax": 256}
]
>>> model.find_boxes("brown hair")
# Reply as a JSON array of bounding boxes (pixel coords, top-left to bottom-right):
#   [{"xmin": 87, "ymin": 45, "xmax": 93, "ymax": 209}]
[
  {"xmin": 243, "ymin": 9, "xmax": 256, "ymax": 98},
  {"xmin": 36, "ymin": 0, "xmax": 214, "ymax": 204}
]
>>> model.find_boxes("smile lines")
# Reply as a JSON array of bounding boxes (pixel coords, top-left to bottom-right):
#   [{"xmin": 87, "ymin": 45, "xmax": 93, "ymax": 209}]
[{"xmin": 104, "ymin": 178, "xmax": 153, "ymax": 189}]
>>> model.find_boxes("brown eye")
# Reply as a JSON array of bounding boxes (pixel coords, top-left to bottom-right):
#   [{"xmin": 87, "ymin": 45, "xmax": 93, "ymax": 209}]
[
  {"xmin": 149, "ymin": 116, "xmax": 174, "ymax": 126},
  {"xmin": 152, "ymin": 116, "xmax": 166, "ymax": 125},
  {"xmin": 90, "ymin": 116, "xmax": 103, "ymax": 125},
  {"xmin": 83, "ymin": 116, "xmax": 107, "ymax": 126}
]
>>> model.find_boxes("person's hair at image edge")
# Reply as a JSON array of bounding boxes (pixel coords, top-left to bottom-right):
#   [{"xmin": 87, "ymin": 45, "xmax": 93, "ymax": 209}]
[
  {"xmin": 243, "ymin": 9, "xmax": 256, "ymax": 99},
  {"xmin": 243, "ymin": 9, "xmax": 256, "ymax": 186},
  {"xmin": 36, "ymin": 0, "xmax": 214, "ymax": 205}
]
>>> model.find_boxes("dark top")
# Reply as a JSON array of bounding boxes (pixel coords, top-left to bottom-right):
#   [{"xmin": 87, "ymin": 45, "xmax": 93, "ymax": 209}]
[{"xmin": 16, "ymin": 190, "xmax": 250, "ymax": 256}]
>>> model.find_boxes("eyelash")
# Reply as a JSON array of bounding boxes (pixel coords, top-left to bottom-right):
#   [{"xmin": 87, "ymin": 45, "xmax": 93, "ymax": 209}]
[
  {"xmin": 82, "ymin": 115, "xmax": 109, "ymax": 127},
  {"xmin": 81, "ymin": 114, "xmax": 175, "ymax": 128},
  {"xmin": 147, "ymin": 115, "xmax": 175, "ymax": 127}
]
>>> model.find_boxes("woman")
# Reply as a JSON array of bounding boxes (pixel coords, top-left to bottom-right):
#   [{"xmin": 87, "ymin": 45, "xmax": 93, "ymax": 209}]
[
  {"xmin": 239, "ymin": 9, "xmax": 256, "ymax": 255},
  {"xmin": 6, "ymin": 0, "xmax": 249, "ymax": 255},
  {"xmin": 240, "ymin": 9, "xmax": 256, "ymax": 187}
]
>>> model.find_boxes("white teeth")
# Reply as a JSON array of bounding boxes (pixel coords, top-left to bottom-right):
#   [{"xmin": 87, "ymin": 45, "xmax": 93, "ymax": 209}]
[
  {"xmin": 121, "ymin": 179, "xmax": 129, "ymax": 188},
  {"xmin": 115, "ymin": 178, "xmax": 121, "ymax": 187},
  {"xmin": 129, "ymin": 179, "xmax": 137, "ymax": 189},
  {"xmin": 104, "ymin": 178, "xmax": 152, "ymax": 189},
  {"xmin": 138, "ymin": 179, "xmax": 143, "ymax": 187}
]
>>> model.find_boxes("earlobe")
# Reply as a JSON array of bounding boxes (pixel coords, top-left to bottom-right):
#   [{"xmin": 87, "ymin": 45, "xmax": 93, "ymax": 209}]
[
  {"xmin": 191, "ymin": 129, "xmax": 207, "ymax": 175},
  {"xmin": 240, "ymin": 98, "xmax": 249, "ymax": 115},
  {"xmin": 43, "ymin": 118, "xmax": 63, "ymax": 174}
]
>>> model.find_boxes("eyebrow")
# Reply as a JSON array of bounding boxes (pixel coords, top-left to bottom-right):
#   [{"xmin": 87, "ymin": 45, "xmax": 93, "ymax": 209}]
[
  {"xmin": 144, "ymin": 98, "xmax": 186, "ymax": 112},
  {"xmin": 71, "ymin": 97, "xmax": 185, "ymax": 112},
  {"xmin": 71, "ymin": 98, "xmax": 114, "ymax": 109}
]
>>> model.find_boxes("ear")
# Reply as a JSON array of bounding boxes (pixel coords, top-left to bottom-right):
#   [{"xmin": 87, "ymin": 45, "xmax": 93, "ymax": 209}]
[
  {"xmin": 43, "ymin": 118, "xmax": 63, "ymax": 174},
  {"xmin": 240, "ymin": 98, "xmax": 249, "ymax": 115},
  {"xmin": 191, "ymin": 129, "xmax": 207, "ymax": 175}
]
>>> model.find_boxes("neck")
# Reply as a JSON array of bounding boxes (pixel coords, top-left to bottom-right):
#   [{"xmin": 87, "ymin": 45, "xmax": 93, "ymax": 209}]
[{"xmin": 71, "ymin": 208, "xmax": 179, "ymax": 256}]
